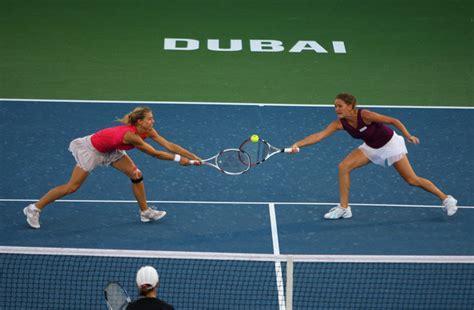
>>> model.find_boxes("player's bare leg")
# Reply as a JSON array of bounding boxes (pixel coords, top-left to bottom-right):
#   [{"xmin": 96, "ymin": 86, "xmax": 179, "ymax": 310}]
[
  {"xmin": 112, "ymin": 155, "xmax": 167, "ymax": 222},
  {"xmin": 338, "ymin": 149, "xmax": 370, "ymax": 208},
  {"xmin": 24, "ymin": 165, "xmax": 89, "ymax": 228},
  {"xmin": 325, "ymin": 149, "xmax": 370, "ymax": 219},
  {"xmin": 111, "ymin": 155, "xmax": 148, "ymax": 211},
  {"xmin": 36, "ymin": 165, "xmax": 90, "ymax": 209},
  {"xmin": 393, "ymin": 155, "xmax": 457, "ymax": 215},
  {"xmin": 393, "ymin": 155, "xmax": 446, "ymax": 199}
]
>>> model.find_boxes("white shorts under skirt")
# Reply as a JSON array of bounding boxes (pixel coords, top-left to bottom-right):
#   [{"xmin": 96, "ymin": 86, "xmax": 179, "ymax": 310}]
[
  {"xmin": 68, "ymin": 135, "xmax": 126, "ymax": 172},
  {"xmin": 358, "ymin": 132, "xmax": 407, "ymax": 167}
]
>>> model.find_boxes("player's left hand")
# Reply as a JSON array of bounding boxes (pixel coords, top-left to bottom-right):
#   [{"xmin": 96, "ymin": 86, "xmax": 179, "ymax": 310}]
[
  {"xmin": 180, "ymin": 157, "xmax": 192, "ymax": 166},
  {"xmin": 289, "ymin": 145, "xmax": 300, "ymax": 154},
  {"xmin": 408, "ymin": 136, "xmax": 420, "ymax": 144},
  {"xmin": 184, "ymin": 157, "xmax": 204, "ymax": 166}
]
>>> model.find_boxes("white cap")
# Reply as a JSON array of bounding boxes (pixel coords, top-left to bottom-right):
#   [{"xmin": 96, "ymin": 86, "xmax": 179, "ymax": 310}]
[{"xmin": 136, "ymin": 266, "xmax": 159, "ymax": 288}]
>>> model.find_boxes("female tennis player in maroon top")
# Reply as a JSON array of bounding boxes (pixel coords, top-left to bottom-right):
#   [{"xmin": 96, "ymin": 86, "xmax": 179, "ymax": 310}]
[
  {"xmin": 290, "ymin": 93, "xmax": 457, "ymax": 219},
  {"xmin": 24, "ymin": 106, "xmax": 200, "ymax": 229}
]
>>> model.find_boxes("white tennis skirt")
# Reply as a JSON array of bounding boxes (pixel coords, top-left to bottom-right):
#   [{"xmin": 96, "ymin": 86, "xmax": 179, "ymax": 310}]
[
  {"xmin": 358, "ymin": 132, "xmax": 407, "ymax": 167},
  {"xmin": 68, "ymin": 135, "xmax": 126, "ymax": 172}
]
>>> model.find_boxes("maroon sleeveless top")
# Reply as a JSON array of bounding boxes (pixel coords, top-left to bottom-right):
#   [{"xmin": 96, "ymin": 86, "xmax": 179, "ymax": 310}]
[{"xmin": 340, "ymin": 109, "xmax": 394, "ymax": 149}]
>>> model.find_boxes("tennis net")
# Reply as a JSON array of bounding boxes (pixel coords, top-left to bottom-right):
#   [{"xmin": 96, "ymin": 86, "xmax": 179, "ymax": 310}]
[{"xmin": 0, "ymin": 246, "xmax": 473, "ymax": 309}]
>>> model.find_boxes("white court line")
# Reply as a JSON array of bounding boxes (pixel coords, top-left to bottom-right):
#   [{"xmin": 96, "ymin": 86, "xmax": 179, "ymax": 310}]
[
  {"xmin": 0, "ymin": 98, "xmax": 473, "ymax": 109},
  {"xmin": 1, "ymin": 198, "xmax": 473, "ymax": 209},
  {"xmin": 268, "ymin": 203, "xmax": 286, "ymax": 310},
  {"xmin": 269, "ymin": 203, "xmax": 281, "ymax": 255}
]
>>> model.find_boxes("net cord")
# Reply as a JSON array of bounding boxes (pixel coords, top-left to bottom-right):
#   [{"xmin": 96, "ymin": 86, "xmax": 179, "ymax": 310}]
[{"xmin": 0, "ymin": 246, "xmax": 473, "ymax": 264}]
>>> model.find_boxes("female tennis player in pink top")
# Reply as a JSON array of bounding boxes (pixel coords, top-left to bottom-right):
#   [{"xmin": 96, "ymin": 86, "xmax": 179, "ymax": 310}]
[
  {"xmin": 24, "ymin": 106, "xmax": 200, "ymax": 229},
  {"xmin": 290, "ymin": 93, "xmax": 458, "ymax": 219}
]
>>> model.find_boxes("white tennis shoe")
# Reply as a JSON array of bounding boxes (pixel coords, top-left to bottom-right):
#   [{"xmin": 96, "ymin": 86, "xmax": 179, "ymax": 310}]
[
  {"xmin": 23, "ymin": 204, "xmax": 41, "ymax": 229},
  {"xmin": 140, "ymin": 207, "xmax": 167, "ymax": 222},
  {"xmin": 442, "ymin": 195, "xmax": 458, "ymax": 216},
  {"xmin": 324, "ymin": 205, "xmax": 352, "ymax": 220}
]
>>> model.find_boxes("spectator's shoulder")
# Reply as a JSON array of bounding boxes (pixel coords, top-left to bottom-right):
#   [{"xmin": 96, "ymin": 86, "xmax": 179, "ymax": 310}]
[{"xmin": 157, "ymin": 298, "xmax": 174, "ymax": 310}]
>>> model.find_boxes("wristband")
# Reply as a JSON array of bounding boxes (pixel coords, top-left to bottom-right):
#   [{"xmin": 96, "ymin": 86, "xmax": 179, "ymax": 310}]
[{"xmin": 173, "ymin": 154, "xmax": 181, "ymax": 162}]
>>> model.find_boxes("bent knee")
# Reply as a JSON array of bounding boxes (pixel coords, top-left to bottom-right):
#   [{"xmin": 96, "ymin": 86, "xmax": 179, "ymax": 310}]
[
  {"xmin": 130, "ymin": 167, "xmax": 144, "ymax": 184},
  {"xmin": 130, "ymin": 167, "xmax": 143, "ymax": 179},
  {"xmin": 404, "ymin": 176, "xmax": 421, "ymax": 186},
  {"xmin": 338, "ymin": 162, "xmax": 352, "ymax": 174}
]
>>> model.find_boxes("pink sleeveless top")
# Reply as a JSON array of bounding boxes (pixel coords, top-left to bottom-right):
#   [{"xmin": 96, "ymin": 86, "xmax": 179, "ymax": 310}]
[{"xmin": 90, "ymin": 125, "xmax": 147, "ymax": 153}]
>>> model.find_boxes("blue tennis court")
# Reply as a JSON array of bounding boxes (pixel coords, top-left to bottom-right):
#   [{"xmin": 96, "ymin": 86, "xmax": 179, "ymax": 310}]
[{"xmin": 0, "ymin": 100, "xmax": 473, "ymax": 309}]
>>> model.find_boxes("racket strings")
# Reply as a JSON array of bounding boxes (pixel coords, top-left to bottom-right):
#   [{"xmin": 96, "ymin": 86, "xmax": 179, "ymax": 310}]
[
  {"xmin": 239, "ymin": 140, "xmax": 269, "ymax": 165},
  {"xmin": 105, "ymin": 283, "xmax": 129, "ymax": 310},
  {"xmin": 216, "ymin": 150, "xmax": 250, "ymax": 174}
]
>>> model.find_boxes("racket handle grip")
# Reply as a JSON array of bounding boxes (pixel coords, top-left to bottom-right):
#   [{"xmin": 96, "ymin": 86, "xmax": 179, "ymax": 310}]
[
  {"xmin": 284, "ymin": 147, "xmax": 299, "ymax": 153},
  {"xmin": 189, "ymin": 160, "xmax": 200, "ymax": 165}
]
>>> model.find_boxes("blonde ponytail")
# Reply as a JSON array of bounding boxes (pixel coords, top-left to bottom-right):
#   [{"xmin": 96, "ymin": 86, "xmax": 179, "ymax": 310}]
[{"xmin": 118, "ymin": 106, "xmax": 152, "ymax": 125}]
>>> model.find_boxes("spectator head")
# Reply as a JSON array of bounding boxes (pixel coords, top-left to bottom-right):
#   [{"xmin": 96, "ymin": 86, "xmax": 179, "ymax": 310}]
[{"xmin": 136, "ymin": 266, "xmax": 159, "ymax": 295}]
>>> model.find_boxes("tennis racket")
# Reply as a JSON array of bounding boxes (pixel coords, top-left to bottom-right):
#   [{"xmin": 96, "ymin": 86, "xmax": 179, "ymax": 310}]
[
  {"xmin": 190, "ymin": 148, "xmax": 251, "ymax": 175},
  {"xmin": 239, "ymin": 137, "xmax": 298, "ymax": 166},
  {"xmin": 104, "ymin": 281, "xmax": 132, "ymax": 310}
]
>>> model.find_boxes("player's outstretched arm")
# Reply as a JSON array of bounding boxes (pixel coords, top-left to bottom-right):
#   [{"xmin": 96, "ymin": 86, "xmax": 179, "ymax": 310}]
[
  {"xmin": 291, "ymin": 120, "xmax": 340, "ymax": 150},
  {"xmin": 124, "ymin": 131, "xmax": 192, "ymax": 165},
  {"xmin": 148, "ymin": 129, "xmax": 201, "ymax": 160}
]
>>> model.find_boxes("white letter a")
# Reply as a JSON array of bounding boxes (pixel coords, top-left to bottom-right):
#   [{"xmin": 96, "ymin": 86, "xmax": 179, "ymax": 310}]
[{"xmin": 289, "ymin": 41, "xmax": 328, "ymax": 53}]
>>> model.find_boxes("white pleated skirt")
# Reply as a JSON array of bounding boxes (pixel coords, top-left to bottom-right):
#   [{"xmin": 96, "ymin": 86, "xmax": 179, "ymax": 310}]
[
  {"xmin": 68, "ymin": 135, "xmax": 126, "ymax": 172},
  {"xmin": 358, "ymin": 132, "xmax": 407, "ymax": 167}
]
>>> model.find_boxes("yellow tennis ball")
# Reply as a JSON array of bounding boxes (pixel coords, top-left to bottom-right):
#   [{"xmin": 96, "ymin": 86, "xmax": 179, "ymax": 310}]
[{"xmin": 250, "ymin": 134, "xmax": 259, "ymax": 142}]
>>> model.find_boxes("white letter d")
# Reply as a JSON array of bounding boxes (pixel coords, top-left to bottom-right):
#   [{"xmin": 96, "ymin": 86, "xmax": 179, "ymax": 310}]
[{"xmin": 164, "ymin": 38, "xmax": 199, "ymax": 50}]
